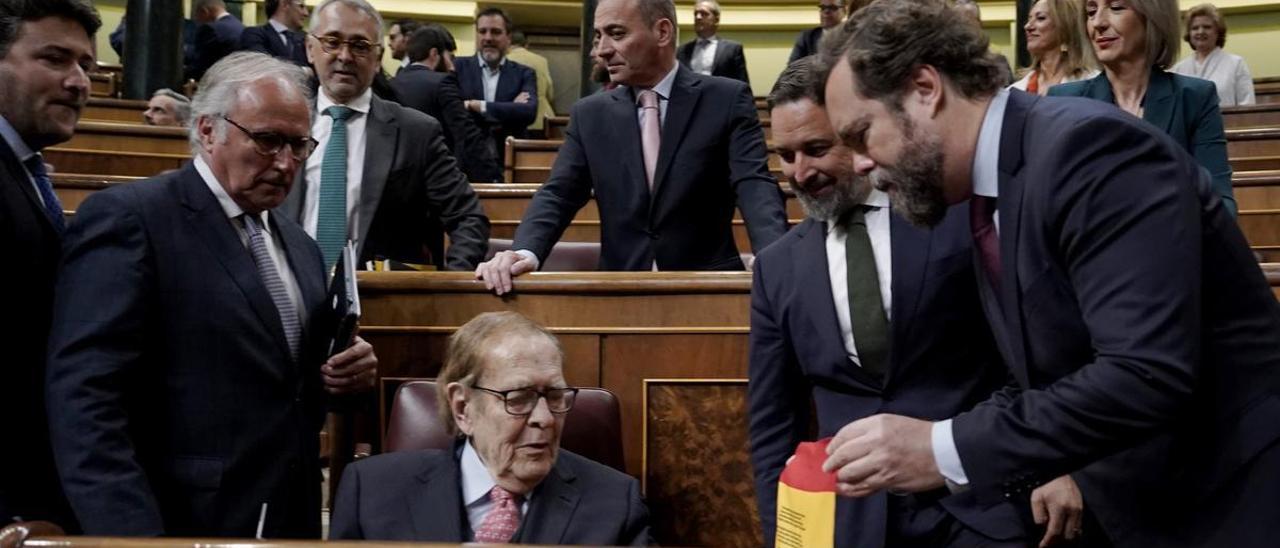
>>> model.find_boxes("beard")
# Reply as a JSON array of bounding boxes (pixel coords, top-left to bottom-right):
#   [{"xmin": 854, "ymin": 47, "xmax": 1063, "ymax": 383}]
[
  {"xmin": 872, "ymin": 114, "xmax": 948, "ymax": 228},
  {"xmin": 793, "ymin": 169, "xmax": 869, "ymax": 224}
]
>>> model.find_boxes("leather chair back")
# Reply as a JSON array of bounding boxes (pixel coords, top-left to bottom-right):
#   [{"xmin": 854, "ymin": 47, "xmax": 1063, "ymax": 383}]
[{"xmin": 385, "ymin": 380, "xmax": 626, "ymax": 473}]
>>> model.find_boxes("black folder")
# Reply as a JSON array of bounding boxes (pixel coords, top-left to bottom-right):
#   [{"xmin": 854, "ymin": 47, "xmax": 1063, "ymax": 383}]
[{"xmin": 322, "ymin": 241, "xmax": 361, "ymax": 357}]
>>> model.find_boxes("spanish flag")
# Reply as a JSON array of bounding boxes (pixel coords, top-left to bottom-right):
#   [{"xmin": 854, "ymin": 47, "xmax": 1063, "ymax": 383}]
[{"xmin": 776, "ymin": 438, "xmax": 837, "ymax": 548}]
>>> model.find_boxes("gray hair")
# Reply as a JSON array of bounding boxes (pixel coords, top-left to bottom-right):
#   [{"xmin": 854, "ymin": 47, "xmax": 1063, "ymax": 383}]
[
  {"xmin": 152, "ymin": 88, "xmax": 191, "ymax": 125},
  {"xmin": 187, "ymin": 52, "xmax": 313, "ymax": 155},
  {"xmin": 637, "ymin": 0, "xmax": 677, "ymax": 28},
  {"xmin": 309, "ymin": 0, "xmax": 384, "ymax": 41},
  {"xmin": 696, "ymin": 0, "xmax": 721, "ymax": 17}
]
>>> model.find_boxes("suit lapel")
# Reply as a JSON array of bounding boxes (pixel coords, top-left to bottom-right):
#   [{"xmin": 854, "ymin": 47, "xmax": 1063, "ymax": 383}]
[
  {"xmin": 711, "ymin": 41, "xmax": 732, "ymax": 75},
  {"xmin": 651, "ymin": 67, "xmax": 700, "ymax": 204},
  {"xmin": 886, "ymin": 212, "xmax": 928, "ymax": 384},
  {"xmin": 607, "ymin": 87, "xmax": 651, "ymax": 206},
  {"xmin": 995, "ymin": 93, "xmax": 1033, "ymax": 387},
  {"xmin": 177, "ymin": 164, "xmax": 294, "ymax": 362},
  {"xmin": 794, "ymin": 219, "xmax": 881, "ymax": 390},
  {"xmin": 515, "ymin": 457, "xmax": 580, "ymax": 544},
  {"xmin": 356, "ymin": 96, "xmax": 395, "ymax": 260},
  {"xmin": 1142, "ymin": 70, "xmax": 1176, "ymax": 135},
  {"xmin": 408, "ymin": 453, "xmax": 466, "ymax": 541},
  {"xmin": 0, "ymin": 139, "xmax": 57, "ymax": 235}
]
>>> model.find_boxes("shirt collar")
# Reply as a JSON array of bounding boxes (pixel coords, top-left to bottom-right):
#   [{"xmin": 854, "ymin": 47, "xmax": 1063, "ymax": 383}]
[
  {"xmin": 971, "ymin": 88, "xmax": 1010, "ymax": 199},
  {"xmin": 194, "ymin": 154, "xmax": 271, "ymax": 231},
  {"xmin": 0, "ymin": 115, "xmax": 36, "ymax": 163},
  {"xmin": 317, "ymin": 86, "xmax": 373, "ymax": 116},
  {"xmin": 698, "ymin": 35, "xmax": 719, "ymax": 44},
  {"xmin": 477, "ymin": 53, "xmax": 506, "ymax": 74},
  {"xmin": 632, "ymin": 63, "xmax": 679, "ymax": 102},
  {"xmin": 268, "ymin": 19, "xmax": 289, "ymax": 34},
  {"xmin": 460, "ymin": 438, "xmax": 498, "ymax": 507},
  {"xmin": 824, "ymin": 189, "xmax": 890, "ymax": 235}
]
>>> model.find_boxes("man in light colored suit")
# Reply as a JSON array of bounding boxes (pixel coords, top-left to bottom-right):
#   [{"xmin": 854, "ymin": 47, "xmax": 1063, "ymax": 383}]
[
  {"xmin": 278, "ymin": 0, "xmax": 489, "ymax": 271},
  {"xmin": 331, "ymin": 312, "xmax": 651, "ymax": 545},
  {"xmin": 506, "ymin": 29, "xmax": 556, "ymax": 136}
]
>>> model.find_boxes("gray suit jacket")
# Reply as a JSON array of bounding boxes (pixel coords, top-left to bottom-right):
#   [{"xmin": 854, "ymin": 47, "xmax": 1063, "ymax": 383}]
[
  {"xmin": 330, "ymin": 447, "xmax": 651, "ymax": 545},
  {"xmin": 278, "ymin": 94, "xmax": 490, "ymax": 270}
]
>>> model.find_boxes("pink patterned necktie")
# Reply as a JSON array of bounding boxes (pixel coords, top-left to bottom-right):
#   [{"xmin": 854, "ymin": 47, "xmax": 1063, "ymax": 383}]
[
  {"xmin": 638, "ymin": 88, "xmax": 661, "ymax": 189},
  {"xmin": 474, "ymin": 485, "xmax": 522, "ymax": 543}
]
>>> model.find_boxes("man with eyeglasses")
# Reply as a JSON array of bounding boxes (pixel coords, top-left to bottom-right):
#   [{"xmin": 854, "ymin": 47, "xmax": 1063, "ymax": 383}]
[
  {"xmin": 331, "ymin": 311, "xmax": 651, "ymax": 544},
  {"xmin": 788, "ymin": 0, "xmax": 848, "ymax": 64},
  {"xmin": 277, "ymin": 0, "xmax": 489, "ymax": 271},
  {"xmin": 46, "ymin": 52, "xmax": 378, "ymax": 538}
]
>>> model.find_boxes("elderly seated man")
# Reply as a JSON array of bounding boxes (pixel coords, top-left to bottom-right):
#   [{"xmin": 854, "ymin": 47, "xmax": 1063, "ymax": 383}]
[{"xmin": 330, "ymin": 311, "xmax": 652, "ymax": 545}]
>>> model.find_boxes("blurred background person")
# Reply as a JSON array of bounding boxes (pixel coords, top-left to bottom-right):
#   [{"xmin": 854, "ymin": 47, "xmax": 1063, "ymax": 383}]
[
  {"xmin": 143, "ymin": 88, "xmax": 191, "ymax": 126},
  {"xmin": 387, "ymin": 18, "xmax": 420, "ymax": 75},
  {"xmin": 788, "ymin": 0, "xmax": 844, "ymax": 63},
  {"xmin": 1171, "ymin": 3, "xmax": 1254, "ymax": 106},
  {"xmin": 507, "ymin": 29, "xmax": 557, "ymax": 138},
  {"xmin": 238, "ymin": 0, "xmax": 310, "ymax": 66},
  {"xmin": 677, "ymin": 0, "xmax": 749, "ymax": 84},
  {"xmin": 1050, "ymin": 0, "xmax": 1236, "ymax": 215},
  {"xmin": 1012, "ymin": 0, "xmax": 1097, "ymax": 94}
]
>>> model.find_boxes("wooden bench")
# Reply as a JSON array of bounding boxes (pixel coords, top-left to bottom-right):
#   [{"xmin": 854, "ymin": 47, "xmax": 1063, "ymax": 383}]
[
  {"xmin": 83, "ymin": 98, "xmax": 149, "ymax": 124},
  {"xmin": 1226, "ymin": 127, "xmax": 1280, "ymax": 158},
  {"xmin": 1256, "ymin": 76, "xmax": 1280, "ymax": 105},
  {"xmin": 88, "ymin": 72, "xmax": 119, "ymax": 99},
  {"xmin": 60, "ymin": 121, "xmax": 190, "ymax": 155},
  {"xmin": 1224, "ymin": 103, "xmax": 1280, "ymax": 129},
  {"xmin": 45, "ymin": 149, "xmax": 186, "ymax": 178}
]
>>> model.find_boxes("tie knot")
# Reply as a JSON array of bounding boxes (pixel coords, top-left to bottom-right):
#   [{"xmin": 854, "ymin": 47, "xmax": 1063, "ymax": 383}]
[
  {"xmin": 489, "ymin": 485, "xmax": 519, "ymax": 504},
  {"xmin": 326, "ymin": 105, "xmax": 355, "ymax": 122},
  {"xmin": 242, "ymin": 213, "xmax": 264, "ymax": 235},
  {"xmin": 839, "ymin": 204, "xmax": 872, "ymax": 228},
  {"xmin": 23, "ymin": 154, "xmax": 48, "ymax": 178},
  {"xmin": 637, "ymin": 89, "xmax": 660, "ymax": 109}
]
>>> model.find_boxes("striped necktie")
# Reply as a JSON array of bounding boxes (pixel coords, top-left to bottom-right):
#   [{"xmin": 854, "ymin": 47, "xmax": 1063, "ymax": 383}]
[
  {"xmin": 243, "ymin": 214, "xmax": 301, "ymax": 361},
  {"xmin": 317, "ymin": 105, "xmax": 354, "ymax": 269},
  {"xmin": 24, "ymin": 154, "xmax": 65, "ymax": 234}
]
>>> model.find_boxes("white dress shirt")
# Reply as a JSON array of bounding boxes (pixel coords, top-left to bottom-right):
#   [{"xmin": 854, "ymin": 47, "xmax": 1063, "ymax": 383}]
[
  {"xmin": 194, "ymin": 155, "xmax": 305, "ymax": 323},
  {"xmin": 460, "ymin": 439, "xmax": 531, "ymax": 537},
  {"xmin": 479, "ymin": 54, "xmax": 504, "ymax": 103},
  {"xmin": 302, "ymin": 87, "xmax": 372, "ymax": 243},
  {"xmin": 690, "ymin": 36, "xmax": 719, "ymax": 75},
  {"xmin": 825, "ymin": 189, "xmax": 893, "ymax": 364},
  {"xmin": 0, "ymin": 114, "xmax": 44, "ymax": 207},
  {"xmin": 268, "ymin": 18, "xmax": 290, "ymax": 47},
  {"xmin": 1171, "ymin": 48, "xmax": 1256, "ymax": 107},
  {"xmin": 931, "ymin": 88, "xmax": 1010, "ymax": 487},
  {"xmin": 513, "ymin": 63, "xmax": 680, "ymax": 270}
]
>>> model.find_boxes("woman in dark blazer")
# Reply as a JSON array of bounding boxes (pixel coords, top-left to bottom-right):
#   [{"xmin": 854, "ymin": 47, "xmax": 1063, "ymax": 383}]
[{"xmin": 1049, "ymin": 0, "xmax": 1235, "ymax": 215}]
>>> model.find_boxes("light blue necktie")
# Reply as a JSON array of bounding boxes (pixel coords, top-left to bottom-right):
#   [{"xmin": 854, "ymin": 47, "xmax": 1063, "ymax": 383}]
[
  {"xmin": 25, "ymin": 154, "xmax": 65, "ymax": 234},
  {"xmin": 317, "ymin": 105, "xmax": 354, "ymax": 268},
  {"xmin": 243, "ymin": 214, "xmax": 301, "ymax": 361}
]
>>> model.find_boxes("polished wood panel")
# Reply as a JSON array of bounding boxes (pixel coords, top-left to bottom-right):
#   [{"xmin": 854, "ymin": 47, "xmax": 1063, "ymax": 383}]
[
  {"xmin": 643, "ymin": 380, "xmax": 760, "ymax": 547},
  {"xmin": 44, "ymin": 149, "xmax": 186, "ymax": 177},
  {"xmin": 82, "ymin": 98, "xmax": 149, "ymax": 124},
  {"xmin": 1224, "ymin": 104, "xmax": 1280, "ymax": 129},
  {"xmin": 62, "ymin": 121, "xmax": 190, "ymax": 155},
  {"xmin": 88, "ymin": 72, "xmax": 118, "ymax": 98},
  {"xmin": 51, "ymin": 173, "xmax": 139, "ymax": 210},
  {"xmin": 1226, "ymin": 128, "xmax": 1280, "ymax": 158}
]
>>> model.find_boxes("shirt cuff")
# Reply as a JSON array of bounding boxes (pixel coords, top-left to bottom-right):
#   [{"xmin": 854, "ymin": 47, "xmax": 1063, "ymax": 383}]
[
  {"xmin": 514, "ymin": 249, "xmax": 540, "ymax": 270},
  {"xmin": 931, "ymin": 419, "xmax": 969, "ymax": 486},
  {"xmin": 478, "ymin": 101, "xmax": 488, "ymax": 114}
]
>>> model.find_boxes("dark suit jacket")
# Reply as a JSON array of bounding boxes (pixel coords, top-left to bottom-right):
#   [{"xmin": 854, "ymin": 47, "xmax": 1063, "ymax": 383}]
[
  {"xmin": 238, "ymin": 23, "xmax": 308, "ymax": 66},
  {"xmin": 189, "ymin": 14, "xmax": 244, "ymax": 81},
  {"xmin": 45, "ymin": 164, "xmax": 330, "ymax": 538},
  {"xmin": 330, "ymin": 447, "xmax": 651, "ymax": 545},
  {"xmin": 278, "ymin": 94, "xmax": 490, "ymax": 270},
  {"xmin": 512, "ymin": 65, "xmax": 787, "ymax": 270},
  {"xmin": 788, "ymin": 27, "xmax": 824, "ymax": 64},
  {"xmin": 749, "ymin": 208, "xmax": 1022, "ymax": 547},
  {"xmin": 392, "ymin": 65, "xmax": 503, "ymax": 183},
  {"xmin": 1049, "ymin": 70, "xmax": 1235, "ymax": 215},
  {"xmin": 0, "ymin": 140, "xmax": 74, "ymax": 529},
  {"xmin": 677, "ymin": 38, "xmax": 750, "ymax": 84},
  {"xmin": 454, "ymin": 55, "xmax": 538, "ymax": 151},
  {"xmin": 951, "ymin": 91, "xmax": 1280, "ymax": 547}
]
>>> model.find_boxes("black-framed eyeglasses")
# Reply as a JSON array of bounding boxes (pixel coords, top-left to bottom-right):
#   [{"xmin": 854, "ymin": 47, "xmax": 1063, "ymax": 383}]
[
  {"xmin": 471, "ymin": 385, "xmax": 580, "ymax": 416},
  {"xmin": 309, "ymin": 33, "xmax": 382, "ymax": 58},
  {"xmin": 222, "ymin": 117, "xmax": 318, "ymax": 161}
]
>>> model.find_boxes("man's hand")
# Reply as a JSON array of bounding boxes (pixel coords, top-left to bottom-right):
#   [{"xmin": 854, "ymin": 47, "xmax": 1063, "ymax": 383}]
[
  {"xmin": 474, "ymin": 250, "xmax": 537, "ymax": 295},
  {"xmin": 465, "ymin": 99, "xmax": 484, "ymax": 112},
  {"xmin": 822, "ymin": 414, "xmax": 944, "ymax": 497},
  {"xmin": 1031, "ymin": 475, "xmax": 1084, "ymax": 547},
  {"xmin": 514, "ymin": 91, "xmax": 531, "ymax": 104},
  {"xmin": 322, "ymin": 335, "xmax": 377, "ymax": 394}
]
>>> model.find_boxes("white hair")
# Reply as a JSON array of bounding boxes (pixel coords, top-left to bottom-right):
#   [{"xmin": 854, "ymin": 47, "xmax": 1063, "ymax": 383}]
[{"xmin": 187, "ymin": 51, "xmax": 314, "ymax": 155}]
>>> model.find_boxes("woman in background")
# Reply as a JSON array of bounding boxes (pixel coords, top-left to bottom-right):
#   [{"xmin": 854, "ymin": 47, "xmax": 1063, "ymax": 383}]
[
  {"xmin": 1050, "ymin": 0, "xmax": 1236, "ymax": 215},
  {"xmin": 1171, "ymin": 3, "xmax": 1255, "ymax": 106},
  {"xmin": 1012, "ymin": 0, "xmax": 1097, "ymax": 94}
]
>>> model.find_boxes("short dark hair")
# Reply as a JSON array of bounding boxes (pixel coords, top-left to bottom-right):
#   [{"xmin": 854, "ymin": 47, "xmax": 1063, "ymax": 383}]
[
  {"xmin": 818, "ymin": 0, "xmax": 1003, "ymax": 107},
  {"xmin": 266, "ymin": 0, "xmax": 281, "ymax": 16},
  {"xmin": 511, "ymin": 29, "xmax": 528, "ymax": 47},
  {"xmin": 475, "ymin": 7, "xmax": 512, "ymax": 33},
  {"xmin": 0, "ymin": 0, "xmax": 100, "ymax": 58},
  {"xmin": 392, "ymin": 18, "xmax": 420, "ymax": 36},
  {"xmin": 406, "ymin": 24, "xmax": 455, "ymax": 63},
  {"xmin": 768, "ymin": 56, "xmax": 821, "ymax": 112}
]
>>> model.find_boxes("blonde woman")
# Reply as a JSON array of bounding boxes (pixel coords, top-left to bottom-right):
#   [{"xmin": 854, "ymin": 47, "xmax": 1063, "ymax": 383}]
[
  {"xmin": 1171, "ymin": 3, "xmax": 1255, "ymax": 106},
  {"xmin": 1012, "ymin": 0, "xmax": 1098, "ymax": 94}
]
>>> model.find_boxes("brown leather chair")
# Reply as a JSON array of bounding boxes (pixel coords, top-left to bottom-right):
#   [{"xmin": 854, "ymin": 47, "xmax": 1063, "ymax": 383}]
[
  {"xmin": 385, "ymin": 380, "xmax": 626, "ymax": 473},
  {"xmin": 486, "ymin": 238, "xmax": 600, "ymax": 272}
]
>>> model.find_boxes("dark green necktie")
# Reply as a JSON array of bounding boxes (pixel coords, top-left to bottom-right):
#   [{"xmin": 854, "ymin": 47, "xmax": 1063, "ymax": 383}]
[
  {"xmin": 317, "ymin": 105, "xmax": 354, "ymax": 269},
  {"xmin": 844, "ymin": 206, "xmax": 890, "ymax": 378}
]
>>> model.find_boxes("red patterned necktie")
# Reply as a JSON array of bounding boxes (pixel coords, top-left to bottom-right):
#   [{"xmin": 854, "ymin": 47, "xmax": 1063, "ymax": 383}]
[{"xmin": 474, "ymin": 485, "xmax": 522, "ymax": 543}]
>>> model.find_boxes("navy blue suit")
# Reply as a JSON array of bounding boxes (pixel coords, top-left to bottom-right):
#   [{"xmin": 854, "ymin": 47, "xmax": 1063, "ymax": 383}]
[
  {"xmin": 238, "ymin": 24, "xmax": 308, "ymax": 67},
  {"xmin": 454, "ymin": 55, "xmax": 538, "ymax": 154},
  {"xmin": 951, "ymin": 91, "xmax": 1280, "ymax": 547},
  {"xmin": 749, "ymin": 207, "xmax": 1023, "ymax": 547},
  {"xmin": 787, "ymin": 27, "xmax": 823, "ymax": 64},
  {"xmin": 46, "ymin": 164, "xmax": 330, "ymax": 538},
  {"xmin": 512, "ymin": 65, "xmax": 787, "ymax": 270},
  {"xmin": 392, "ymin": 65, "xmax": 502, "ymax": 183},
  {"xmin": 189, "ymin": 14, "xmax": 245, "ymax": 80}
]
